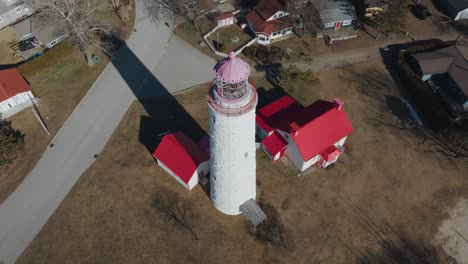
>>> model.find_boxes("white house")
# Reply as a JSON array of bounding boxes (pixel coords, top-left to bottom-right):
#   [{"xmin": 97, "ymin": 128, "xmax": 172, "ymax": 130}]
[
  {"xmin": 153, "ymin": 132, "xmax": 210, "ymax": 190},
  {"xmin": 0, "ymin": 0, "xmax": 33, "ymax": 30},
  {"xmin": 434, "ymin": 0, "xmax": 468, "ymax": 20},
  {"xmin": 313, "ymin": 0, "xmax": 357, "ymax": 30},
  {"xmin": 12, "ymin": 16, "xmax": 68, "ymax": 49},
  {"xmin": 0, "ymin": 67, "xmax": 34, "ymax": 119},
  {"xmin": 256, "ymin": 95, "xmax": 353, "ymax": 171},
  {"xmin": 246, "ymin": 0, "xmax": 295, "ymax": 45}
]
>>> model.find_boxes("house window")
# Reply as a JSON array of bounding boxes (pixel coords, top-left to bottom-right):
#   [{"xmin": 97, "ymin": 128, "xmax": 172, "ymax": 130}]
[
  {"xmin": 15, "ymin": 7, "xmax": 22, "ymax": 13},
  {"xmin": 272, "ymin": 32, "xmax": 278, "ymax": 36},
  {"xmin": 244, "ymin": 152, "xmax": 248, "ymax": 159},
  {"xmin": 212, "ymin": 115, "xmax": 216, "ymax": 123},
  {"xmin": 324, "ymin": 22, "xmax": 335, "ymax": 28},
  {"xmin": 342, "ymin": 20, "xmax": 352, "ymax": 26},
  {"xmin": 259, "ymin": 36, "xmax": 266, "ymax": 41},
  {"xmin": 8, "ymin": 103, "xmax": 12, "ymax": 108}
]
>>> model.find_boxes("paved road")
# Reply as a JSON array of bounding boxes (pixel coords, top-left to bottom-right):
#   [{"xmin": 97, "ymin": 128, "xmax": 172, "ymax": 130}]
[{"xmin": 0, "ymin": 2, "xmax": 215, "ymax": 263}]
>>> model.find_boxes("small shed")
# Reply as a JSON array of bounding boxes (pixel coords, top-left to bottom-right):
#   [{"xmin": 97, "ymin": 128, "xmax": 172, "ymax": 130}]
[
  {"xmin": 0, "ymin": 68, "xmax": 35, "ymax": 118},
  {"xmin": 216, "ymin": 12, "xmax": 234, "ymax": 27},
  {"xmin": 260, "ymin": 131, "xmax": 287, "ymax": 161},
  {"xmin": 240, "ymin": 199, "xmax": 267, "ymax": 226},
  {"xmin": 153, "ymin": 132, "xmax": 210, "ymax": 190}
]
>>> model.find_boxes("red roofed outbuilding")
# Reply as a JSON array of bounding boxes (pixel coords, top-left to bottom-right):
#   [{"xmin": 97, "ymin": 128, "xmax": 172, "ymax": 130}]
[
  {"xmin": 216, "ymin": 12, "xmax": 234, "ymax": 27},
  {"xmin": 153, "ymin": 132, "xmax": 210, "ymax": 190},
  {"xmin": 0, "ymin": 68, "xmax": 34, "ymax": 118},
  {"xmin": 256, "ymin": 95, "xmax": 353, "ymax": 171}
]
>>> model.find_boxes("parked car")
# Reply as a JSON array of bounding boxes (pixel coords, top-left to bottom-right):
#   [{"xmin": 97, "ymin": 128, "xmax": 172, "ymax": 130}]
[{"xmin": 411, "ymin": 4, "xmax": 433, "ymax": 20}]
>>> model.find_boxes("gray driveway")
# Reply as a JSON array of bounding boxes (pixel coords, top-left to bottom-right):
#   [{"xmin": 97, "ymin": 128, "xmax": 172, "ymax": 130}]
[{"xmin": 0, "ymin": 2, "xmax": 215, "ymax": 263}]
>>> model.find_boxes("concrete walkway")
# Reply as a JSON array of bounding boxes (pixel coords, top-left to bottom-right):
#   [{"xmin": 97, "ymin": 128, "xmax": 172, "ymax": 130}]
[{"xmin": 0, "ymin": 2, "xmax": 214, "ymax": 263}]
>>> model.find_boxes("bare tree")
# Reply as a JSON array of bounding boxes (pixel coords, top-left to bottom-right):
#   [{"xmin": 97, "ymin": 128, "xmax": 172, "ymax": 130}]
[
  {"xmin": 286, "ymin": 0, "xmax": 322, "ymax": 37},
  {"xmin": 25, "ymin": 0, "xmax": 117, "ymax": 66},
  {"xmin": 109, "ymin": 0, "xmax": 122, "ymax": 9},
  {"xmin": 152, "ymin": 189, "xmax": 200, "ymax": 240},
  {"xmin": 249, "ymin": 202, "xmax": 295, "ymax": 253},
  {"xmin": 143, "ymin": 0, "xmax": 207, "ymax": 28}
]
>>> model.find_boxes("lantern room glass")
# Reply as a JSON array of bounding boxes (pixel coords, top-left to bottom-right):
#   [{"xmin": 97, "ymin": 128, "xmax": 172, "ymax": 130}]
[{"xmin": 216, "ymin": 79, "xmax": 247, "ymax": 100}]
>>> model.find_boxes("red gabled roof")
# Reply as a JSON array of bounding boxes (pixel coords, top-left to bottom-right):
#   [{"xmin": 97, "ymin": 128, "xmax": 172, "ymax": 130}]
[
  {"xmin": 257, "ymin": 95, "xmax": 353, "ymax": 161},
  {"xmin": 153, "ymin": 132, "xmax": 210, "ymax": 184},
  {"xmin": 0, "ymin": 68, "xmax": 31, "ymax": 102},
  {"xmin": 256, "ymin": 115, "xmax": 273, "ymax": 134},
  {"xmin": 247, "ymin": 11, "xmax": 293, "ymax": 36},
  {"xmin": 320, "ymin": 145, "xmax": 343, "ymax": 162},
  {"xmin": 292, "ymin": 101, "xmax": 353, "ymax": 161},
  {"xmin": 216, "ymin": 11, "xmax": 233, "ymax": 21},
  {"xmin": 255, "ymin": 0, "xmax": 284, "ymax": 20},
  {"xmin": 258, "ymin": 95, "xmax": 304, "ymax": 132},
  {"xmin": 262, "ymin": 131, "xmax": 287, "ymax": 156},
  {"xmin": 246, "ymin": 0, "xmax": 294, "ymax": 35}
]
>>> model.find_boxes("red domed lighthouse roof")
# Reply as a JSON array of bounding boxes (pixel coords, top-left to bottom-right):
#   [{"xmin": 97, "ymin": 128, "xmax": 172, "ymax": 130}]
[{"xmin": 214, "ymin": 52, "xmax": 250, "ymax": 83}]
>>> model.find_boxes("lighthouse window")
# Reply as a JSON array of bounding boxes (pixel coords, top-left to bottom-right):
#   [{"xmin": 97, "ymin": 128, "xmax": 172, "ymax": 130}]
[
  {"xmin": 212, "ymin": 115, "xmax": 216, "ymax": 123},
  {"xmin": 244, "ymin": 152, "xmax": 248, "ymax": 159}
]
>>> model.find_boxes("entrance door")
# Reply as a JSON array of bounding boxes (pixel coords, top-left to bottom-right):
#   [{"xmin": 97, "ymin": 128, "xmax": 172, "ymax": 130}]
[{"xmin": 335, "ymin": 21, "xmax": 341, "ymax": 29}]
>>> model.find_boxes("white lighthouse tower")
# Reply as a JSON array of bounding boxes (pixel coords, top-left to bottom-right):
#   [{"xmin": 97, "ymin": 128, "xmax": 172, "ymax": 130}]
[{"xmin": 207, "ymin": 51, "xmax": 258, "ymax": 215}]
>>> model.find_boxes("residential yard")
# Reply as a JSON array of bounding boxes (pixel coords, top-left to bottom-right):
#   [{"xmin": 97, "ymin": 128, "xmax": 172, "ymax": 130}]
[
  {"xmin": 208, "ymin": 25, "xmax": 252, "ymax": 53},
  {"xmin": 0, "ymin": 7, "xmax": 136, "ymax": 203},
  {"xmin": 0, "ymin": 28, "xmax": 21, "ymax": 64},
  {"xmin": 17, "ymin": 59, "xmax": 468, "ymax": 263}
]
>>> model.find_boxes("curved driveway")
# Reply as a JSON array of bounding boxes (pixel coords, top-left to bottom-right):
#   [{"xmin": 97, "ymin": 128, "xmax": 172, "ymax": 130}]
[{"xmin": 0, "ymin": 2, "xmax": 215, "ymax": 263}]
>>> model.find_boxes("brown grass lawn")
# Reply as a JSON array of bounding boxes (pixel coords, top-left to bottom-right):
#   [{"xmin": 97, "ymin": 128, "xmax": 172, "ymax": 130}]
[
  {"xmin": 16, "ymin": 59, "xmax": 468, "ymax": 263},
  {"xmin": 208, "ymin": 25, "xmax": 252, "ymax": 53},
  {"xmin": 0, "ymin": 8, "xmax": 136, "ymax": 203}
]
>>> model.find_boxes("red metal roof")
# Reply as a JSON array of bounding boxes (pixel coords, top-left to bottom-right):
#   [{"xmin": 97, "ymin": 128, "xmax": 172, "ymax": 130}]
[
  {"xmin": 153, "ymin": 132, "xmax": 210, "ymax": 184},
  {"xmin": 256, "ymin": 115, "xmax": 273, "ymax": 134},
  {"xmin": 257, "ymin": 95, "xmax": 304, "ymax": 131},
  {"xmin": 257, "ymin": 95, "xmax": 353, "ymax": 161},
  {"xmin": 262, "ymin": 131, "xmax": 287, "ymax": 156},
  {"xmin": 292, "ymin": 101, "xmax": 353, "ymax": 161},
  {"xmin": 320, "ymin": 145, "xmax": 343, "ymax": 162},
  {"xmin": 0, "ymin": 68, "xmax": 31, "ymax": 102}
]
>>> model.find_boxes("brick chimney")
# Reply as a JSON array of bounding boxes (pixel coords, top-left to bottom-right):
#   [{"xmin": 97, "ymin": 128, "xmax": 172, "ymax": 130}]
[
  {"xmin": 333, "ymin": 98, "xmax": 344, "ymax": 110},
  {"xmin": 290, "ymin": 122, "xmax": 300, "ymax": 136}
]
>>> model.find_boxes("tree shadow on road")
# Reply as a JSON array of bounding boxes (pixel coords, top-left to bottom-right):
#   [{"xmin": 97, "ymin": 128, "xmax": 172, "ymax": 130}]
[{"xmin": 111, "ymin": 41, "xmax": 207, "ymax": 155}]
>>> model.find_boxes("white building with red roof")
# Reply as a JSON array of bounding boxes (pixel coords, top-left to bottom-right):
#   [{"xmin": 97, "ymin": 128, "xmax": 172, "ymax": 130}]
[
  {"xmin": 0, "ymin": 67, "xmax": 34, "ymax": 118},
  {"xmin": 153, "ymin": 132, "xmax": 210, "ymax": 190},
  {"xmin": 256, "ymin": 95, "xmax": 353, "ymax": 171},
  {"xmin": 246, "ymin": 0, "xmax": 295, "ymax": 45}
]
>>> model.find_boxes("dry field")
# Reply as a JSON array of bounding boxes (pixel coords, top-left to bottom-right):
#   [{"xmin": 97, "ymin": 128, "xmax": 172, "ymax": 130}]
[
  {"xmin": 0, "ymin": 8, "xmax": 136, "ymax": 203},
  {"xmin": 17, "ymin": 60, "xmax": 468, "ymax": 263}
]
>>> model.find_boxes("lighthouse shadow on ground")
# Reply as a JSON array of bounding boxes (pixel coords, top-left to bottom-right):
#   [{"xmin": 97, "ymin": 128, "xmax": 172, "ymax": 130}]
[{"xmin": 110, "ymin": 41, "xmax": 207, "ymax": 156}]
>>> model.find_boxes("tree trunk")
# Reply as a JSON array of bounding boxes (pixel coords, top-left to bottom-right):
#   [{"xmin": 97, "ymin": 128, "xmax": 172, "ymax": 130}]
[{"xmin": 85, "ymin": 47, "xmax": 95, "ymax": 67}]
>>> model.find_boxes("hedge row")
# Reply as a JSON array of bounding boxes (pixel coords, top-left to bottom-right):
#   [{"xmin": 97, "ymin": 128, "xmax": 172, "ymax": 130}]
[{"xmin": 18, "ymin": 42, "xmax": 75, "ymax": 79}]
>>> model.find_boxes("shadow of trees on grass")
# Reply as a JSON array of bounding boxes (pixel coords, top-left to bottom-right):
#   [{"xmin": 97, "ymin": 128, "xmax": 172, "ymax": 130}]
[{"xmin": 344, "ymin": 201, "xmax": 446, "ymax": 264}]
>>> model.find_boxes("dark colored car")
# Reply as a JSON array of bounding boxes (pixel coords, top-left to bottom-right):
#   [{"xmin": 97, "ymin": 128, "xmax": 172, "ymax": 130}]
[
  {"xmin": 412, "ymin": 4, "xmax": 433, "ymax": 20},
  {"xmin": 18, "ymin": 38, "xmax": 38, "ymax": 51}
]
